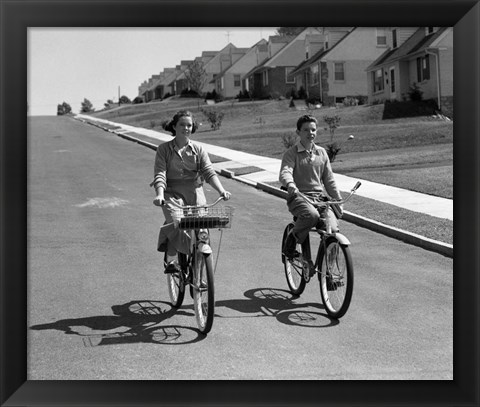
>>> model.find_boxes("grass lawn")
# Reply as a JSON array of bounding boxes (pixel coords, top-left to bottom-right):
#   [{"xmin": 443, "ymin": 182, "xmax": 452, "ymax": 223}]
[{"xmin": 91, "ymin": 98, "xmax": 454, "ymax": 245}]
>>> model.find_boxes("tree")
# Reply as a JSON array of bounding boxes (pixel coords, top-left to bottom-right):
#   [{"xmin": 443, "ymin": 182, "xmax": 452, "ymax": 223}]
[
  {"xmin": 57, "ymin": 101, "xmax": 72, "ymax": 115},
  {"xmin": 276, "ymin": 27, "xmax": 307, "ymax": 36},
  {"xmin": 62, "ymin": 102, "xmax": 72, "ymax": 114},
  {"xmin": 184, "ymin": 60, "xmax": 208, "ymax": 96},
  {"xmin": 80, "ymin": 98, "xmax": 94, "ymax": 113},
  {"xmin": 119, "ymin": 95, "xmax": 131, "ymax": 104},
  {"xmin": 104, "ymin": 99, "xmax": 114, "ymax": 108}
]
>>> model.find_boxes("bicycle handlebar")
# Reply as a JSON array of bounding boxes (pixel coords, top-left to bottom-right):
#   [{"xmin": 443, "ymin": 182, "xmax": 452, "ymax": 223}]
[
  {"xmin": 166, "ymin": 195, "xmax": 227, "ymax": 210},
  {"xmin": 295, "ymin": 181, "xmax": 361, "ymax": 207}
]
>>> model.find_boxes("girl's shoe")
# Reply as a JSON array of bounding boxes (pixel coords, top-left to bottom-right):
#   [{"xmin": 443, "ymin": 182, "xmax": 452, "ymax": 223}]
[{"xmin": 164, "ymin": 260, "xmax": 181, "ymax": 274}]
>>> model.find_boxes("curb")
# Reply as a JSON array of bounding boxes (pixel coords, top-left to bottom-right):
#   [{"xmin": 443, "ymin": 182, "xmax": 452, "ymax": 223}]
[
  {"xmin": 254, "ymin": 181, "xmax": 453, "ymax": 258},
  {"xmin": 76, "ymin": 116, "xmax": 453, "ymax": 259}
]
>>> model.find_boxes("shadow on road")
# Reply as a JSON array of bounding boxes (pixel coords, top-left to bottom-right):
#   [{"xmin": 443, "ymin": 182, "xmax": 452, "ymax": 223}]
[
  {"xmin": 30, "ymin": 288, "xmax": 338, "ymax": 346},
  {"xmin": 215, "ymin": 287, "xmax": 340, "ymax": 328},
  {"xmin": 30, "ymin": 300, "xmax": 205, "ymax": 346}
]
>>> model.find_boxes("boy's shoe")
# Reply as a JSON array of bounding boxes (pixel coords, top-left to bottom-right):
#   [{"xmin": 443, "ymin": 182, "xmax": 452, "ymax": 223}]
[
  {"xmin": 307, "ymin": 260, "xmax": 317, "ymax": 277},
  {"xmin": 283, "ymin": 231, "xmax": 299, "ymax": 259},
  {"xmin": 326, "ymin": 275, "xmax": 344, "ymax": 291},
  {"xmin": 164, "ymin": 260, "xmax": 181, "ymax": 274}
]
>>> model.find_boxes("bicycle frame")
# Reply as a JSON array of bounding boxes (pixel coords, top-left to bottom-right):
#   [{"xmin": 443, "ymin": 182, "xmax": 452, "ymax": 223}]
[
  {"xmin": 282, "ymin": 182, "xmax": 360, "ymax": 317},
  {"xmin": 164, "ymin": 196, "xmax": 232, "ymax": 333},
  {"xmin": 295, "ymin": 182, "xmax": 361, "ymax": 280}
]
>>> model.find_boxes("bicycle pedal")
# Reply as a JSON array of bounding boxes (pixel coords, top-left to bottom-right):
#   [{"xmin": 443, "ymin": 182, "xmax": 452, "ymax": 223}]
[{"xmin": 197, "ymin": 283, "xmax": 208, "ymax": 292}]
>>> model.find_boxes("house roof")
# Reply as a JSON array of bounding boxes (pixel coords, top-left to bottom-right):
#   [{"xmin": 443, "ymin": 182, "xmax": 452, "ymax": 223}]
[
  {"xmin": 290, "ymin": 28, "xmax": 356, "ymax": 75},
  {"xmin": 208, "ymin": 46, "xmax": 253, "ymax": 83},
  {"xmin": 366, "ymin": 27, "xmax": 450, "ymax": 71},
  {"xmin": 242, "ymin": 35, "xmax": 297, "ymax": 78},
  {"xmin": 175, "ymin": 43, "xmax": 237, "ymax": 81}
]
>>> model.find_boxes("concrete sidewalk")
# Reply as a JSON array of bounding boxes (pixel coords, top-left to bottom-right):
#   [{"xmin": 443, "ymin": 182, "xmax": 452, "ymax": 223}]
[{"xmin": 75, "ymin": 114, "xmax": 453, "ymax": 257}]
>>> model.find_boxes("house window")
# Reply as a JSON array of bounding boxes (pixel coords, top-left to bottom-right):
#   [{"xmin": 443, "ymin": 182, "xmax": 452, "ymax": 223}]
[
  {"xmin": 376, "ymin": 28, "xmax": 387, "ymax": 46},
  {"xmin": 310, "ymin": 65, "xmax": 319, "ymax": 85},
  {"xmin": 392, "ymin": 29, "xmax": 398, "ymax": 48},
  {"xmin": 334, "ymin": 63, "xmax": 345, "ymax": 81},
  {"xmin": 285, "ymin": 67, "xmax": 295, "ymax": 84},
  {"xmin": 234, "ymin": 74, "xmax": 241, "ymax": 87},
  {"xmin": 426, "ymin": 27, "xmax": 435, "ymax": 35},
  {"xmin": 263, "ymin": 71, "xmax": 268, "ymax": 86},
  {"xmin": 416, "ymin": 55, "xmax": 430, "ymax": 81},
  {"xmin": 372, "ymin": 69, "xmax": 384, "ymax": 92}
]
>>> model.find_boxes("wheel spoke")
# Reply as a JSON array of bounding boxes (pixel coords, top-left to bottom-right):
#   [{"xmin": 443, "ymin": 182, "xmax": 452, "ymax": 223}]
[{"xmin": 319, "ymin": 240, "xmax": 353, "ymax": 318}]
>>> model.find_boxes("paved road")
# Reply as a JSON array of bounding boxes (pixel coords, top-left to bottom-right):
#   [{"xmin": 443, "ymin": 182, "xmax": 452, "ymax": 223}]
[{"xmin": 28, "ymin": 116, "xmax": 453, "ymax": 380}]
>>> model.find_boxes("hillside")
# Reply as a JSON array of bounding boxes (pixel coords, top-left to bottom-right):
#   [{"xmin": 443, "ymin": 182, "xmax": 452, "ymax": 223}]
[{"xmin": 91, "ymin": 96, "xmax": 453, "ymax": 199}]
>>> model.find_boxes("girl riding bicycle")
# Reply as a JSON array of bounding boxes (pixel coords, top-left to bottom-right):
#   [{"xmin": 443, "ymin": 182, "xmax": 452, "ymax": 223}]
[
  {"xmin": 279, "ymin": 114, "xmax": 343, "ymax": 271},
  {"xmin": 151, "ymin": 110, "xmax": 231, "ymax": 273}
]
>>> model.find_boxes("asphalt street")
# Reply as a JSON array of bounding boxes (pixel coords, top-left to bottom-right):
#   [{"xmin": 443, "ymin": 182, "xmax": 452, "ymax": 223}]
[{"xmin": 27, "ymin": 116, "xmax": 453, "ymax": 380}]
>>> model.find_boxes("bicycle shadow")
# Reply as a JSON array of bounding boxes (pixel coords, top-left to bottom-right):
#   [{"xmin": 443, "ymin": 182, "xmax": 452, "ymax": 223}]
[
  {"xmin": 215, "ymin": 287, "xmax": 340, "ymax": 328},
  {"xmin": 30, "ymin": 300, "xmax": 205, "ymax": 346}
]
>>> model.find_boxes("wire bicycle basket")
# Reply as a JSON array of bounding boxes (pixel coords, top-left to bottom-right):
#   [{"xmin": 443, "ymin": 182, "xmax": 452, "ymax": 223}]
[{"xmin": 172, "ymin": 206, "xmax": 234, "ymax": 230}]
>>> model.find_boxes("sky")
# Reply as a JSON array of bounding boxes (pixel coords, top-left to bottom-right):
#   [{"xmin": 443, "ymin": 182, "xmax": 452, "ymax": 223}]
[{"xmin": 27, "ymin": 27, "xmax": 279, "ymax": 116}]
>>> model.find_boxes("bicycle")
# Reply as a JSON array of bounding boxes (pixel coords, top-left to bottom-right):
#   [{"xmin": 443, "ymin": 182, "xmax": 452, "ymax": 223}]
[
  {"xmin": 165, "ymin": 196, "xmax": 233, "ymax": 334},
  {"xmin": 281, "ymin": 182, "xmax": 361, "ymax": 319}
]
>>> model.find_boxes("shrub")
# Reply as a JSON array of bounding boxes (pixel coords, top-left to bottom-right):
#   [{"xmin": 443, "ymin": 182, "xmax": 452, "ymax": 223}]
[
  {"xmin": 200, "ymin": 108, "xmax": 224, "ymax": 130},
  {"xmin": 297, "ymin": 87, "xmax": 307, "ymax": 100},
  {"xmin": 180, "ymin": 89, "xmax": 200, "ymax": 98},
  {"xmin": 133, "ymin": 96, "xmax": 144, "ymax": 104},
  {"xmin": 236, "ymin": 90, "xmax": 251, "ymax": 101},
  {"xmin": 408, "ymin": 83, "xmax": 423, "ymax": 101},
  {"xmin": 282, "ymin": 133, "xmax": 297, "ymax": 149},
  {"xmin": 323, "ymin": 114, "xmax": 341, "ymax": 142},
  {"xmin": 342, "ymin": 96, "xmax": 358, "ymax": 107},
  {"xmin": 287, "ymin": 88, "xmax": 298, "ymax": 99},
  {"xmin": 306, "ymin": 97, "xmax": 321, "ymax": 106},
  {"xmin": 382, "ymin": 99, "xmax": 438, "ymax": 119},
  {"xmin": 325, "ymin": 142, "xmax": 341, "ymax": 162}
]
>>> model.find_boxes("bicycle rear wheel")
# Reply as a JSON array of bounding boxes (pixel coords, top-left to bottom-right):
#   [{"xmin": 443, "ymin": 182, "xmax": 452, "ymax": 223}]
[
  {"xmin": 282, "ymin": 223, "xmax": 306, "ymax": 296},
  {"xmin": 166, "ymin": 252, "xmax": 186, "ymax": 308},
  {"xmin": 318, "ymin": 238, "xmax": 353, "ymax": 318},
  {"xmin": 193, "ymin": 251, "xmax": 215, "ymax": 334}
]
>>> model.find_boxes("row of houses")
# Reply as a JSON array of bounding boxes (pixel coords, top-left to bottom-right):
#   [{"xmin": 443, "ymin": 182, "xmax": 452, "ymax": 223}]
[{"xmin": 138, "ymin": 27, "xmax": 453, "ymax": 117}]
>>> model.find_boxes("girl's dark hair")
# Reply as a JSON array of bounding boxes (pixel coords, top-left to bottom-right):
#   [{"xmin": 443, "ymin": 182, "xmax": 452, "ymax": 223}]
[
  {"xmin": 296, "ymin": 114, "xmax": 318, "ymax": 130},
  {"xmin": 164, "ymin": 110, "xmax": 198, "ymax": 135}
]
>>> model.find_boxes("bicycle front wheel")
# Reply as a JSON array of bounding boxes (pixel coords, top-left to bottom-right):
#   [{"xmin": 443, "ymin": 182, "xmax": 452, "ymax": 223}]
[
  {"xmin": 282, "ymin": 223, "xmax": 306, "ymax": 296},
  {"xmin": 318, "ymin": 238, "xmax": 353, "ymax": 318},
  {"xmin": 166, "ymin": 252, "xmax": 186, "ymax": 308},
  {"xmin": 193, "ymin": 252, "xmax": 215, "ymax": 334}
]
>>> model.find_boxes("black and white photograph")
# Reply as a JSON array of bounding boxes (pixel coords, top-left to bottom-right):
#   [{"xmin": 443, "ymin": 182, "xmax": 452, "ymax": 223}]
[
  {"xmin": 26, "ymin": 25, "xmax": 457, "ymax": 381},
  {"xmin": 1, "ymin": 0, "xmax": 479, "ymax": 406}
]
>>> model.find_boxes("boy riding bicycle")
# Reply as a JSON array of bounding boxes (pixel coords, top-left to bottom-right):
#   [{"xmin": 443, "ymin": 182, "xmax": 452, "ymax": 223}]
[{"xmin": 279, "ymin": 115, "xmax": 343, "ymax": 273}]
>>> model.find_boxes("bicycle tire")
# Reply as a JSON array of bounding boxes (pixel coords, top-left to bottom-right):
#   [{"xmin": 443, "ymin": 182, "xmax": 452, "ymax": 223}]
[
  {"xmin": 166, "ymin": 252, "xmax": 186, "ymax": 308},
  {"xmin": 193, "ymin": 252, "xmax": 215, "ymax": 334},
  {"xmin": 282, "ymin": 223, "xmax": 306, "ymax": 296},
  {"xmin": 318, "ymin": 237, "xmax": 354, "ymax": 318}
]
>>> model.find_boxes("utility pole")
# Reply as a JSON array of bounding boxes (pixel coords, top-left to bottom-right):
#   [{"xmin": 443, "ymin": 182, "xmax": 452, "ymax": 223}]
[
  {"xmin": 226, "ymin": 30, "xmax": 232, "ymax": 44},
  {"xmin": 118, "ymin": 86, "xmax": 121, "ymax": 106}
]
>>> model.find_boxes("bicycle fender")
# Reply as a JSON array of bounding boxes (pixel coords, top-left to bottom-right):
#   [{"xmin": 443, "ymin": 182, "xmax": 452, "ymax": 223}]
[
  {"xmin": 198, "ymin": 242, "xmax": 213, "ymax": 254},
  {"xmin": 334, "ymin": 233, "xmax": 350, "ymax": 246}
]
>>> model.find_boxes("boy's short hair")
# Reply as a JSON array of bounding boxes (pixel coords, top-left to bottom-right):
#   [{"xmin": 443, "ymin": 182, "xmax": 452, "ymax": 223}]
[{"xmin": 296, "ymin": 115, "xmax": 318, "ymax": 130}]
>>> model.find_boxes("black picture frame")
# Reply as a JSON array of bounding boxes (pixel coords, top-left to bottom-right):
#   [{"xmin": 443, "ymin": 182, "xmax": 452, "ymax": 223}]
[{"xmin": 1, "ymin": 0, "xmax": 479, "ymax": 405}]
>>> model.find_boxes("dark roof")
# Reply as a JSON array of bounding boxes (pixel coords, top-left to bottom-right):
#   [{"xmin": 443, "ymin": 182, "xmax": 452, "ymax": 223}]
[
  {"xmin": 290, "ymin": 28, "xmax": 355, "ymax": 75},
  {"xmin": 367, "ymin": 27, "xmax": 449, "ymax": 71}
]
